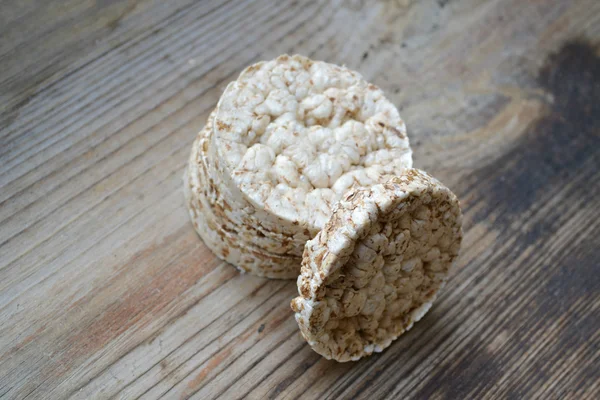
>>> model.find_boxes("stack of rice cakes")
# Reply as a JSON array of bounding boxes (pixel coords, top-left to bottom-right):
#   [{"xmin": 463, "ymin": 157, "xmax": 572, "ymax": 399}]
[
  {"xmin": 184, "ymin": 55, "xmax": 462, "ymax": 361},
  {"xmin": 185, "ymin": 55, "xmax": 412, "ymax": 279}
]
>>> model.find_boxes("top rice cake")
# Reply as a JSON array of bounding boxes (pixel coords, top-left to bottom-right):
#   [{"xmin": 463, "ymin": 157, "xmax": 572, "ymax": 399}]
[{"xmin": 210, "ymin": 55, "xmax": 413, "ymax": 235}]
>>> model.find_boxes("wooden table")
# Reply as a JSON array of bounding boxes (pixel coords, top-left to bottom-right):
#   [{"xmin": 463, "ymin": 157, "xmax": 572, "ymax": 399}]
[{"xmin": 1, "ymin": 0, "xmax": 599, "ymax": 398}]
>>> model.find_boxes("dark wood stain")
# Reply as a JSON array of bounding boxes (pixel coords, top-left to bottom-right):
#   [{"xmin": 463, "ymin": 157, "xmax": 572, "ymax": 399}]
[
  {"xmin": 413, "ymin": 39, "xmax": 600, "ymax": 399},
  {"xmin": 470, "ymin": 40, "xmax": 600, "ymax": 223}
]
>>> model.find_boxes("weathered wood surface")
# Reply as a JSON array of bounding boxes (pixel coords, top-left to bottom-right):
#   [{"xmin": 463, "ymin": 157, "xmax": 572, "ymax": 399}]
[{"xmin": 1, "ymin": 0, "xmax": 599, "ymax": 398}]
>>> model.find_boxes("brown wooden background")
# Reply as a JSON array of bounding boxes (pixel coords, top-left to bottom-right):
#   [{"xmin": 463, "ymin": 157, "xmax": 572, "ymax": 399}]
[{"xmin": 1, "ymin": 0, "xmax": 599, "ymax": 399}]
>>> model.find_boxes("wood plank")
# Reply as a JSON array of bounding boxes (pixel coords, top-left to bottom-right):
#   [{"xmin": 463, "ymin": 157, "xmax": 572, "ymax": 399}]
[{"xmin": 0, "ymin": 0, "xmax": 598, "ymax": 399}]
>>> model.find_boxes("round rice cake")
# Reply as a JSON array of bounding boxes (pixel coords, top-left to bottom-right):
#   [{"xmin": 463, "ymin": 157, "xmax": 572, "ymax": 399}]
[
  {"xmin": 211, "ymin": 54, "xmax": 413, "ymax": 234},
  {"xmin": 291, "ymin": 169, "xmax": 462, "ymax": 361}
]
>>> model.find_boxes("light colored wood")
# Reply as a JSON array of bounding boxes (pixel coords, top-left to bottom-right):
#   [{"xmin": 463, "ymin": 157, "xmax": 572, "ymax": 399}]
[{"xmin": 1, "ymin": 0, "xmax": 599, "ymax": 398}]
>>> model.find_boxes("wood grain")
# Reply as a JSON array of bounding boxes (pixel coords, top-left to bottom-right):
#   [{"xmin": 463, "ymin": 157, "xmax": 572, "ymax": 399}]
[{"xmin": 1, "ymin": 0, "xmax": 599, "ymax": 399}]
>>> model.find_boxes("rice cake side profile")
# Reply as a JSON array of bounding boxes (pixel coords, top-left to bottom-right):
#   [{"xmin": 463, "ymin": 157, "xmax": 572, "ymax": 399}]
[
  {"xmin": 185, "ymin": 112, "xmax": 301, "ymax": 279},
  {"xmin": 291, "ymin": 169, "xmax": 463, "ymax": 361},
  {"xmin": 193, "ymin": 113, "xmax": 302, "ymax": 255}
]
